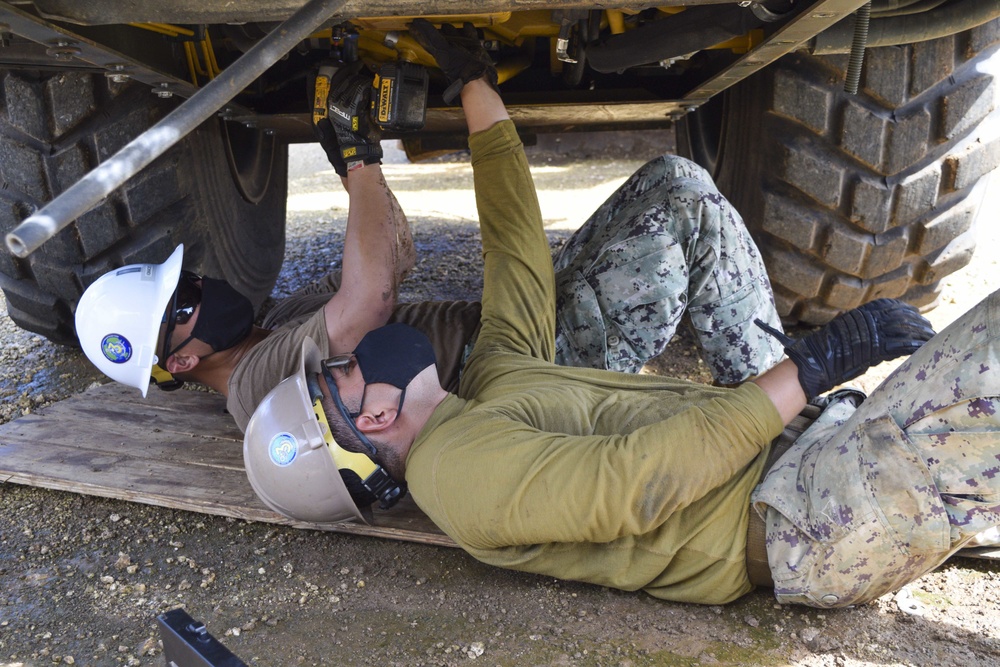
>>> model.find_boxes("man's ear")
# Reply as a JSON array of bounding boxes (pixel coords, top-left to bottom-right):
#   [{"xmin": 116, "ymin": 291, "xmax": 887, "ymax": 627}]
[
  {"xmin": 165, "ymin": 352, "xmax": 200, "ymax": 375},
  {"xmin": 354, "ymin": 407, "xmax": 398, "ymax": 433}
]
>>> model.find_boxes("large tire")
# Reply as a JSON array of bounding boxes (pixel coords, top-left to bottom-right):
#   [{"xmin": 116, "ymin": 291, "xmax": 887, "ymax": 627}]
[
  {"xmin": 0, "ymin": 70, "xmax": 288, "ymax": 345},
  {"xmin": 678, "ymin": 19, "xmax": 1000, "ymax": 325}
]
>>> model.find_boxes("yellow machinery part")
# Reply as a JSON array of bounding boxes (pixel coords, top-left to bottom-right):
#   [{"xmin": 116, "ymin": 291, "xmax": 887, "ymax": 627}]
[
  {"xmin": 134, "ymin": 10, "xmax": 764, "ymax": 91},
  {"xmin": 131, "ymin": 22, "xmax": 220, "ymax": 85}
]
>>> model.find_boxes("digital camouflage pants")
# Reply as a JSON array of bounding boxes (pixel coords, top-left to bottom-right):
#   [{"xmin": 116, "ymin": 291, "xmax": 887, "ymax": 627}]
[
  {"xmin": 753, "ymin": 287, "xmax": 1000, "ymax": 608},
  {"xmin": 551, "ymin": 154, "xmax": 785, "ymax": 384}
]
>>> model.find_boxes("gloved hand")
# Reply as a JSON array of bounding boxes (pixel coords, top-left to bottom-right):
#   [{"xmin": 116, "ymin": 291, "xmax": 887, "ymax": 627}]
[
  {"xmin": 755, "ymin": 298, "xmax": 936, "ymax": 401},
  {"xmin": 313, "ymin": 106, "xmax": 348, "ymax": 177},
  {"xmin": 312, "ymin": 61, "xmax": 382, "ymax": 176},
  {"xmin": 409, "ymin": 18, "xmax": 498, "ymax": 105}
]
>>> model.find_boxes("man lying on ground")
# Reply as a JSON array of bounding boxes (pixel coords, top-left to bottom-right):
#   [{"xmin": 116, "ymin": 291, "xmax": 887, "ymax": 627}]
[{"xmin": 245, "ymin": 22, "xmax": 997, "ymax": 610}]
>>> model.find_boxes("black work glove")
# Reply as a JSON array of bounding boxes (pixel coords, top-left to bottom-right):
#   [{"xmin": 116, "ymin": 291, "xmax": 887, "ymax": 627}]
[
  {"xmin": 312, "ymin": 61, "xmax": 382, "ymax": 176},
  {"xmin": 313, "ymin": 110, "xmax": 348, "ymax": 177},
  {"xmin": 409, "ymin": 18, "xmax": 498, "ymax": 105},
  {"xmin": 755, "ymin": 298, "xmax": 936, "ymax": 401}
]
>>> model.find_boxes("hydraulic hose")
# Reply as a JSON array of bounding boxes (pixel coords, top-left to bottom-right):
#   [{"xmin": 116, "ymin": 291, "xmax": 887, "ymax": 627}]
[
  {"xmin": 873, "ymin": 0, "xmax": 950, "ymax": 19},
  {"xmin": 811, "ymin": 0, "xmax": 1000, "ymax": 54},
  {"xmin": 587, "ymin": 5, "xmax": 766, "ymax": 74}
]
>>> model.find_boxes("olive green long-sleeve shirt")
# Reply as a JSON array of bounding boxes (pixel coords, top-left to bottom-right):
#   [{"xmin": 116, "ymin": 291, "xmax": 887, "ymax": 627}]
[{"xmin": 406, "ymin": 120, "xmax": 783, "ymax": 604}]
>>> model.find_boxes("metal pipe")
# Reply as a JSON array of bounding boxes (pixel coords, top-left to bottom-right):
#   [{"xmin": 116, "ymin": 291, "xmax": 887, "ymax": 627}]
[{"xmin": 5, "ymin": 0, "xmax": 348, "ymax": 259}]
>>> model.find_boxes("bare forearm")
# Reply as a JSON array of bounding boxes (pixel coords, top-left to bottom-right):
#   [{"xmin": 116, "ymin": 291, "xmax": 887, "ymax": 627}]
[
  {"xmin": 387, "ymin": 188, "xmax": 416, "ymax": 282},
  {"xmin": 325, "ymin": 164, "xmax": 411, "ymax": 353},
  {"xmin": 343, "ymin": 164, "xmax": 409, "ymax": 305},
  {"xmin": 461, "ymin": 78, "xmax": 510, "ymax": 134},
  {"xmin": 751, "ymin": 359, "xmax": 807, "ymax": 425}
]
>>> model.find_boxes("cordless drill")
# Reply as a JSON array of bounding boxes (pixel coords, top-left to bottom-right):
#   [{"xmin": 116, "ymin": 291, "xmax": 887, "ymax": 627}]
[
  {"xmin": 314, "ymin": 61, "xmax": 429, "ymax": 132},
  {"xmin": 372, "ymin": 61, "xmax": 429, "ymax": 131}
]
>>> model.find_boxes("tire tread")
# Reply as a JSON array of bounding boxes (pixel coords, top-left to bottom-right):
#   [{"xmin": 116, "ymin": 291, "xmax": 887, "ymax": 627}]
[{"xmin": 686, "ymin": 20, "xmax": 1000, "ymax": 324}]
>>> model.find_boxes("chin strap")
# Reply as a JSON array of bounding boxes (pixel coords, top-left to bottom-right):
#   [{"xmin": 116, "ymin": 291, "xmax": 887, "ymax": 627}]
[
  {"xmin": 150, "ymin": 364, "xmax": 184, "ymax": 391},
  {"xmin": 364, "ymin": 467, "xmax": 406, "ymax": 510},
  {"xmin": 310, "ymin": 371, "xmax": 407, "ymax": 511}
]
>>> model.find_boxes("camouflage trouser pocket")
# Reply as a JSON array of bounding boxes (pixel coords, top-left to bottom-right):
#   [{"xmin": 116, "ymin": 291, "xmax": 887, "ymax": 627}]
[
  {"xmin": 687, "ymin": 278, "xmax": 784, "ymax": 383},
  {"xmin": 554, "ymin": 234, "xmax": 689, "ymax": 374},
  {"xmin": 688, "ymin": 279, "xmax": 760, "ymax": 331},
  {"xmin": 553, "ymin": 270, "xmax": 610, "ymax": 372},
  {"xmin": 761, "ymin": 413, "xmax": 950, "ymax": 607}
]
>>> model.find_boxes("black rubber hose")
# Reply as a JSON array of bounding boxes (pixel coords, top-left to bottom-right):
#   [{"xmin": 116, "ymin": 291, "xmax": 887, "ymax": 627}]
[
  {"xmin": 587, "ymin": 5, "xmax": 765, "ymax": 74},
  {"xmin": 870, "ymin": 0, "xmax": 935, "ymax": 13},
  {"xmin": 811, "ymin": 0, "xmax": 1000, "ymax": 54},
  {"xmin": 874, "ymin": 0, "xmax": 950, "ymax": 19}
]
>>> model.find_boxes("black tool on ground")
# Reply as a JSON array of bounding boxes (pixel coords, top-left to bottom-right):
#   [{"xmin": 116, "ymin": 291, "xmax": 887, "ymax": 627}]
[
  {"xmin": 373, "ymin": 61, "xmax": 429, "ymax": 131},
  {"xmin": 157, "ymin": 608, "xmax": 248, "ymax": 667}
]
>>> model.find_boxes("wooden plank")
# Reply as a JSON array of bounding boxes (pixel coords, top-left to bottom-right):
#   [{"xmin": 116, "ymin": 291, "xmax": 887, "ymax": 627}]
[{"xmin": 0, "ymin": 383, "xmax": 456, "ymax": 548}]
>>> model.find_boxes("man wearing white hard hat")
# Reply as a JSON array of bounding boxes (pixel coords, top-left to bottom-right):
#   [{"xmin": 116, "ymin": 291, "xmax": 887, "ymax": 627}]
[
  {"xmin": 75, "ymin": 244, "xmax": 185, "ymax": 397},
  {"xmin": 75, "ymin": 63, "xmax": 416, "ymax": 411},
  {"xmin": 76, "ymin": 52, "xmax": 785, "ymax": 432}
]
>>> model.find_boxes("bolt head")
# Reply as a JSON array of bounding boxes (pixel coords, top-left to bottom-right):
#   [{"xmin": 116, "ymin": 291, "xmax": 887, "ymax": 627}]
[{"xmin": 46, "ymin": 44, "xmax": 81, "ymax": 61}]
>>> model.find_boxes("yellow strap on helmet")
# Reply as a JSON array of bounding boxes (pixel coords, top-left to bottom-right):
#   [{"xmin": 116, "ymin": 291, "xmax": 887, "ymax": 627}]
[
  {"xmin": 150, "ymin": 364, "xmax": 184, "ymax": 391},
  {"xmin": 311, "ymin": 396, "xmax": 378, "ymax": 479}
]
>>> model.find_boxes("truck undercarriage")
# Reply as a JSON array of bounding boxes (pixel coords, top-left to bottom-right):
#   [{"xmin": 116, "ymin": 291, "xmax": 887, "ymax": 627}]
[{"xmin": 0, "ymin": 0, "xmax": 997, "ymax": 342}]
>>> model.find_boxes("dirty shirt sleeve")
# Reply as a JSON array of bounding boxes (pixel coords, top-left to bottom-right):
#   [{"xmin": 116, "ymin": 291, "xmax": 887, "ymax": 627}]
[
  {"xmin": 466, "ymin": 120, "xmax": 554, "ymax": 363},
  {"xmin": 419, "ymin": 383, "xmax": 783, "ymax": 549}
]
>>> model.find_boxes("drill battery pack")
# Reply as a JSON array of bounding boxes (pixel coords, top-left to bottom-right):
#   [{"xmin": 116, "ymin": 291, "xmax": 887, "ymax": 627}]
[{"xmin": 373, "ymin": 61, "xmax": 429, "ymax": 131}]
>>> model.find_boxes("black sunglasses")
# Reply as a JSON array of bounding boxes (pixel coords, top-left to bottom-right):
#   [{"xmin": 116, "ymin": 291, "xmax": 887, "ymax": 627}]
[
  {"xmin": 167, "ymin": 270, "xmax": 202, "ymax": 326},
  {"xmin": 161, "ymin": 270, "xmax": 202, "ymax": 363}
]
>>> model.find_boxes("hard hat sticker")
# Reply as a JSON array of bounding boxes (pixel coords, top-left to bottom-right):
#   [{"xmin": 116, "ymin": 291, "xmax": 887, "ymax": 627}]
[
  {"xmin": 269, "ymin": 433, "xmax": 298, "ymax": 467},
  {"xmin": 100, "ymin": 334, "xmax": 132, "ymax": 364}
]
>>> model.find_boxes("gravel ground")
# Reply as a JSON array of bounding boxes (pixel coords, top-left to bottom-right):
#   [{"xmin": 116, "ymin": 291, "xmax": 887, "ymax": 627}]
[{"xmin": 1, "ymin": 134, "xmax": 999, "ymax": 667}]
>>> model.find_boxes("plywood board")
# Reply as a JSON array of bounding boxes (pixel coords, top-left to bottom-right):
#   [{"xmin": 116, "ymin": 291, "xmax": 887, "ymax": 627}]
[
  {"xmin": 0, "ymin": 383, "xmax": 456, "ymax": 548},
  {"xmin": 5, "ymin": 384, "xmax": 994, "ymax": 561}
]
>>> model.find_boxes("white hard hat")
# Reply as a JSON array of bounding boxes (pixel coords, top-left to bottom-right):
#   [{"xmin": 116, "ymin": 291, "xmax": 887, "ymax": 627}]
[
  {"xmin": 243, "ymin": 338, "xmax": 404, "ymax": 525},
  {"xmin": 75, "ymin": 245, "xmax": 184, "ymax": 397}
]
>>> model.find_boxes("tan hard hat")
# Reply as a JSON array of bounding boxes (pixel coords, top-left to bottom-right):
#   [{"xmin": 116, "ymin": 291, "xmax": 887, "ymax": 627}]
[{"xmin": 243, "ymin": 338, "xmax": 372, "ymax": 524}]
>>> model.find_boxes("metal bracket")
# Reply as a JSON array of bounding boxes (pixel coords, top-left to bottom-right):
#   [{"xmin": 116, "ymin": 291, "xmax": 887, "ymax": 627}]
[
  {"xmin": 0, "ymin": 1, "xmax": 238, "ymax": 107},
  {"xmin": 680, "ymin": 0, "xmax": 869, "ymax": 106},
  {"xmin": 157, "ymin": 608, "xmax": 248, "ymax": 667}
]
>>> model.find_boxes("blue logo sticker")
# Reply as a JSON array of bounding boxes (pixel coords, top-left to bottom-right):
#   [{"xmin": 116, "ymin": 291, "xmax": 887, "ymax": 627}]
[
  {"xmin": 100, "ymin": 334, "xmax": 132, "ymax": 364},
  {"xmin": 268, "ymin": 433, "xmax": 298, "ymax": 467}
]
